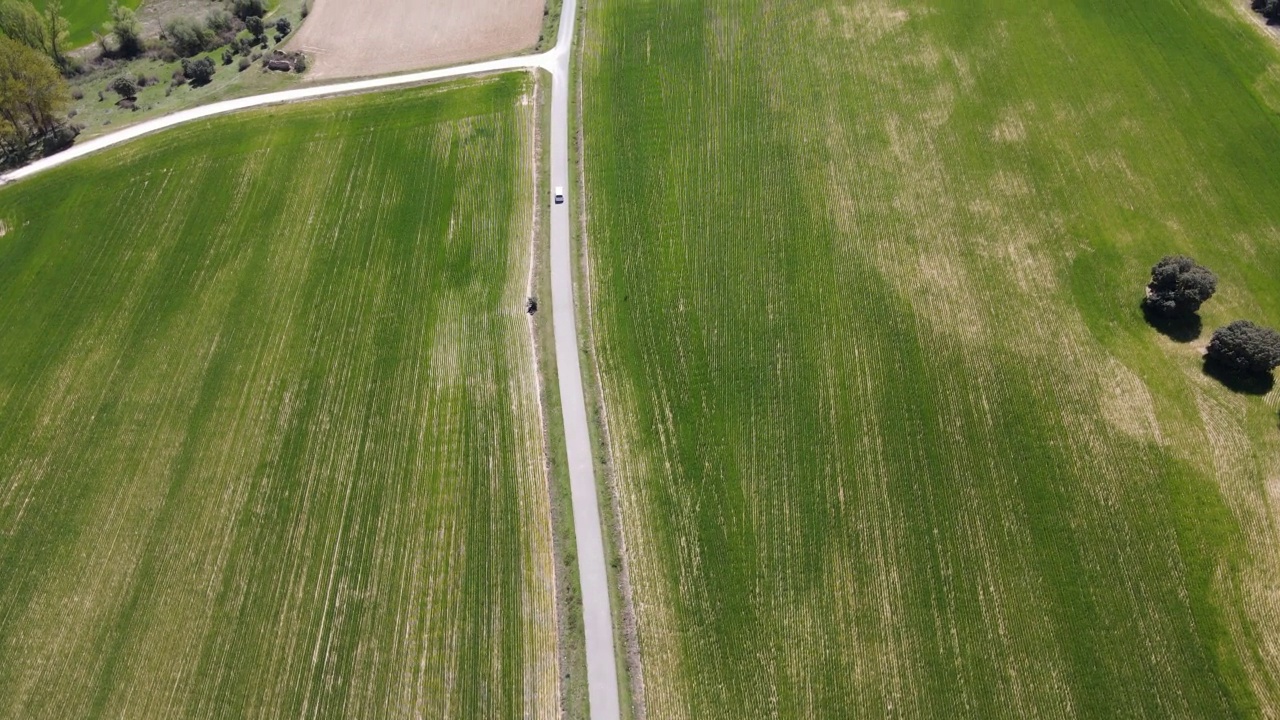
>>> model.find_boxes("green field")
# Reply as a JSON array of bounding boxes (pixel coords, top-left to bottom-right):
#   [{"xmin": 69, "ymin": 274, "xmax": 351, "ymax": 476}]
[
  {"xmin": 582, "ymin": 0, "xmax": 1280, "ymax": 717},
  {"xmin": 34, "ymin": 0, "xmax": 142, "ymax": 48},
  {"xmin": 0, "ymin": 74, "xmax": 558, "ymax": 718}
]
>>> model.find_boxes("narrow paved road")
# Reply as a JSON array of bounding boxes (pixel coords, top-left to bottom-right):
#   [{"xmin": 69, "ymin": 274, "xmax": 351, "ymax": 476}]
[
  {"xmin": 544, "ymin": 1, "xmax": 625, "ymax": 719},
  {"xmin": 1, "ymin": 6, "xmax": 625, "ymax": 719}
]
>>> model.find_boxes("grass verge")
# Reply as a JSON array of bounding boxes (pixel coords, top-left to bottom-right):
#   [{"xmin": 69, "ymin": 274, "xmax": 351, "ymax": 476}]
[
  {"xmin": 530, "ymin": 66, "xmax": 590, "ymax": 720},
  {"xmin": 569, "ymin": 3, "xmax": 643, "ymax": 717},
  {"xmin": 535, "ymin": 0, "xmax": 565, "ymax": 52}
]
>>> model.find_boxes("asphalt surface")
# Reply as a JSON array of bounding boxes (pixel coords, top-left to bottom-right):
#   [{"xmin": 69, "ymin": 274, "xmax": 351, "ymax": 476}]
[
  {"xmin": 543, "ymin": 1, "xmax": 625, "ymax": 718},
  {"xmin": 1, "ymin": 6, "xmax": 625, "ymax": 720}
]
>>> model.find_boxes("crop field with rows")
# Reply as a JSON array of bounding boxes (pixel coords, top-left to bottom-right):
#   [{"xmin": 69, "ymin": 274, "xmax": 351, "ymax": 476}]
[
  {"xmin": 0, "ymin": 74, "xmax": 557, "ymax": 718},
  {"xmin": 582, "ymin": 0, "xmax": 1280, "ymax": 717}
]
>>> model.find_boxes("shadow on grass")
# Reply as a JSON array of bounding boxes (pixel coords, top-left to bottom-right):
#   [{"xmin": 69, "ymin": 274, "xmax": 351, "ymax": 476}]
[
  {"xmin": 1203, "ymin": 358, "xmax": 1275, "ymax": 396},
  {"xmin": 1142, "ymin": 302, "xmax": 1202, "ymax": 343}
]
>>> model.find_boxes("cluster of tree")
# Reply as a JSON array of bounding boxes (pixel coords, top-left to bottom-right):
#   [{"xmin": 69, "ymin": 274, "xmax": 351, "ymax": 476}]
[
  {"xmin": 0, "ymin": 0, "xmax": 303, "ymax": 167},
  {"xmin": 1143, "ymin": 255, "xmax": 1280, "ymax": 382},
  {"xmin": 0, "ymin": 0, "xmax": 78, "ymax": 165},
  {"xmin": 0, "ymin": 34, "xmax": 76, "ymax": 166},
  {"xmin": 0, "ymin": 0, "xmax": 77, "ymax": 162},
  {"xmin": 161, "ymin": 4, "xmax": 292, "ymax": 66},
  {"xmin": 1251, "ymin": 0, "xmax": 1280, "ymax": 25},
  {"xmin": 160, "ymin": 6, "xmax": 286, "ymax": 59},
  {"xmin": 104, "ymin": 0, "xmax": 287, "ymax": 62},
  {"xmin": 0, "ymin": 0, "xmax": 70, "ymax": 73},
  {"xmin": 97, "ymin": 0, "xmax": 301, "ymax": 99}
]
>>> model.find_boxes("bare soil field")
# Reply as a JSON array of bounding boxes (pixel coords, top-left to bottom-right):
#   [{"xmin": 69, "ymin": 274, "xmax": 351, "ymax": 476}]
[{"xmin": 288, "ymin": 0, "xmax": 544, "ymax": 79}]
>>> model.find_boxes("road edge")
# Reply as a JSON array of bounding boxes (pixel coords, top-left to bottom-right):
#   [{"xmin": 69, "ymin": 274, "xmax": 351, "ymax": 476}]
[
  {"xmin": 567, "ymin": 5, "xmax": 646, "ymax": 719},
  {"xmin": 529, "ymin": 66, "xmax": 591, "ymax": 720}
]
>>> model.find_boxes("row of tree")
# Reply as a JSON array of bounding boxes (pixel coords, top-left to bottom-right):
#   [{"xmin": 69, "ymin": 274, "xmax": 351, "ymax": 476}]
[
  {"xmin": 0, "ymin": 35, "xmax": 74, "ymax": 165},
  {"xmin": 1144, "ymin": 255, "xmax": 1280, "ymax": 378},
  {"xmin": 0, "ymin": 0, "xmax": 77, "ymax": 166}
]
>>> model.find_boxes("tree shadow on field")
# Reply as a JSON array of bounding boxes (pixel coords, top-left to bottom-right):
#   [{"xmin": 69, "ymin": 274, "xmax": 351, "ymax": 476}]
[
  {"xmin": 1203, "ymin": 357, "xmax": 1275, "ymax": 396},
  {"xmin": 1142, "ymin": 302, "xmax": 1202, "ymax": 343}
]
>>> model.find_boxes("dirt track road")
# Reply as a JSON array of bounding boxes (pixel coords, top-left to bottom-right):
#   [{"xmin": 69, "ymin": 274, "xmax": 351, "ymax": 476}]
[{"xmin": 1, "ymin": 3, "xmax": 625, "ymax": 719}]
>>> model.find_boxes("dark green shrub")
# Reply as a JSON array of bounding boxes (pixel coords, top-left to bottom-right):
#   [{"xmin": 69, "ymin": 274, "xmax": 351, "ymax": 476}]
[
  {"xmin": 231, "ymin": 0, "xmax": 266, "ymax": 20},
  {"xmin": 108, "ymin": 75, "xmax": 137, "ymax": 97},
  {"xmin": 1143, "ymin": 255, "xmax": 1217, "ymax": 317},
  {"xmin": 164, "ymin": 16, "xmax": 211, "ymax": 57},
  {"xmin": 103, "ymin": 1, "xmax": 142, "ymax": 58},
  {"xmin": 1207, "ymin": 321, "xmax": 1280, "ymax": 376},
  {"xmin": 205, "ymin": 8, "xmax": 234, "ymax": 34},
  {"xmin": 181, "ymin": 56, "xmax": 215, "ymax": 86},
  {"xmin": 245, "ymin": 15, "xmax": 264, "ymax": 38}
]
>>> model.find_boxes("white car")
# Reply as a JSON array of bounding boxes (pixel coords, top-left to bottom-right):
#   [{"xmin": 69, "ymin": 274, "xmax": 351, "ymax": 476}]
[{"xmin": 554, "ymin": 186, "xmax": 565, "ymax": 205}]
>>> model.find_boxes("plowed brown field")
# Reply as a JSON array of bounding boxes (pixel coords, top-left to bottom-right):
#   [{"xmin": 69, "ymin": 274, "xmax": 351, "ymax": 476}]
[{"xmin": 288, "ymin": 0, "xmax": 543, "ymax": 79}]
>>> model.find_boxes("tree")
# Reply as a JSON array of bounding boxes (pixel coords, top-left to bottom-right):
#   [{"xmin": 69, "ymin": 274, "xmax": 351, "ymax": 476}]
[
  {"xmin": 1143, "ymin": 255, "xmax": 1217, "ymax": 317},
  {"xmin": 0, "ymin": 34, "xmax": 68, "ymax": 156},
  {"xmin": 102, "ymin": 0, "xmax": 142, "ymax": 58},
  {"xmin": 205, "ymin": 8, "xmax": 234, "ymax": 35},
  {"xmin": 275, "ymin": 17, "xmax": 291, "ymax": 35},
  {"xmin": 0, "ymin": 0, "xmax": 69, "ymax": 73},
  {"xmin": 163, "ymin": 16, "xmax": 210, "ymax": 57},
  {"xmin": 1265, "ymin": 0, "xmax": 1280, "ymax": 24},
  {"xmin": 231, "ymin": 0, "xmax": 266, "ymax": 20},
  {"xmin": 41, "ymin": 0, "xmax": 68, "ymax": 72},
  {"xmin": 181, "ymin": 56, "xmax": 215, "ymax": 86},
  {"xmin": 1207, "ymin": 321, "xmax": 1280, "ymax": 376},
  {"xmin": 244, "ymin": 15, "xmax": 264, "ymax": 40},
  {"xmin": 0, "ymin": 0, "xmax": 45, "ymax": 53}
]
